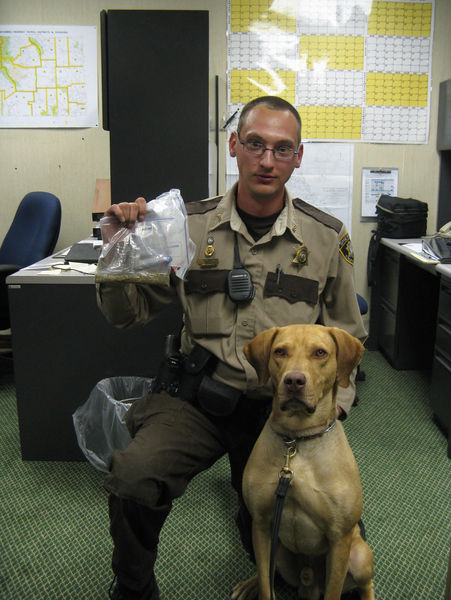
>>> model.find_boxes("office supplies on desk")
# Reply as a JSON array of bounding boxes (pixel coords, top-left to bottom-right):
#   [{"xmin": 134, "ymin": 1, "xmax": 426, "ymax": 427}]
[
  {"xmin": 422, "ymin": 234, "xmax": 451, "ymax": 263},
  {"xmin": 53, "ymin": 263, "xmax": 97, "ymax": 275},
  {"xmin": 64, "ymin": 242, "xmax": 101, "ymax": 264},
  {"xmin": 401, "ymin": 242, "xmax": 440, "ymax": 264}
]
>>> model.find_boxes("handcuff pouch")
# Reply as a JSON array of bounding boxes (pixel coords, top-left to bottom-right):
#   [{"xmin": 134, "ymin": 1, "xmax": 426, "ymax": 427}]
[{"xmin": 197, "ymin": 375, "xmax": 242, "ymax": 417}]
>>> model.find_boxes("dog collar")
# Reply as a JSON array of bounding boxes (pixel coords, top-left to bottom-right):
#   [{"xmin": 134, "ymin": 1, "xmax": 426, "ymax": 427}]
[{"xmin": 282, "ymin": 418, "xmax": 337, "ymax": 445}]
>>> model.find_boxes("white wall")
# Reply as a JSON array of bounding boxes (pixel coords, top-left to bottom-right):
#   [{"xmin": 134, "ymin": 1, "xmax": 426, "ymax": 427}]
[{"xmin": 1, "ymin": 0, "xmax": 451, "ymax": 304}]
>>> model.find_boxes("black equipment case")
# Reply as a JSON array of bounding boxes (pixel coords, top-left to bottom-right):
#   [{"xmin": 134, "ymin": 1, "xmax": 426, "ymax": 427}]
[
  {"xmin": 375, "ymin": 195, "xmax": 428, "ymax": 238},
  {"xmin": 367, "ymin": 195, "xmax": 428, "ymax": 286}
]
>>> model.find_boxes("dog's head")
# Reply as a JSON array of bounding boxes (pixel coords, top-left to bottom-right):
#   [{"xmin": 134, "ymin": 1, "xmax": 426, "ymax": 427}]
[{"xmin": 244, "ymin": 324, "xmax": 364, "ymax": 416}]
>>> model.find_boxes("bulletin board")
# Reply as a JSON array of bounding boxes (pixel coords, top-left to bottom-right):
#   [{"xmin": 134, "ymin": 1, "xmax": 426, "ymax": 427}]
[{"xmin": 226, "ymin": 0, "xmax": 434, "ymax": 144}]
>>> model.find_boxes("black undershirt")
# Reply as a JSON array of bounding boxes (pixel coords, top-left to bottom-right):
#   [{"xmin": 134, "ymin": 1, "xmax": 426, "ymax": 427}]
[{"xmin": 236, "ymin": 205, "xmax": 283, "ymax": 241}]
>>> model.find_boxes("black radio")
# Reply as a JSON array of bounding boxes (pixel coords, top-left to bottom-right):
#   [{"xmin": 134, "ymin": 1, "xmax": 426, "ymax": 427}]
[{"xmin": 227, "ymin": 232, "xmax": 255, "ymax": 303}]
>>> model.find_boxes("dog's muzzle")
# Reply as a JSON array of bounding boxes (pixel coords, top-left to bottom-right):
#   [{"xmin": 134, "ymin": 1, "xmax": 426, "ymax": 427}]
[
  {"xmin": 283, "ymin": 371, "xmax": 306, "ymax": 393},
  {"xmin": 280, "ymin": 371, "xmax": 316, "ymax": 414}
]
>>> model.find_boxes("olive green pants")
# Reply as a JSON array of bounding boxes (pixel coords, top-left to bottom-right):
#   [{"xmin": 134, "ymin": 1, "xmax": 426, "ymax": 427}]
[{"xmin": 105, "ymin": 391, "xmax": 270, "ymax": 593}]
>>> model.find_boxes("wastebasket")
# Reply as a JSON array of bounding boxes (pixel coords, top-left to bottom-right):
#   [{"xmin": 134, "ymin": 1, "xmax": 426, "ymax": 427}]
[{"xmin": 73, "ymin": 376, "xmax": 154, "ymax": 472}]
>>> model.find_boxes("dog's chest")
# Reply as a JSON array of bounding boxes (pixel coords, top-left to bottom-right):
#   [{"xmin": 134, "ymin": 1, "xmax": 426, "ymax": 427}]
[
  {"xmin": 276, "ymin": 464, "xmax": 331, "ymax": 554},
  {"xmin": 244, "ymin": 425, "xmax": 360, "ymax": 555},
  {"xmin": 275, "ymin": 450, "xmax": 355, "ymax": 555}
]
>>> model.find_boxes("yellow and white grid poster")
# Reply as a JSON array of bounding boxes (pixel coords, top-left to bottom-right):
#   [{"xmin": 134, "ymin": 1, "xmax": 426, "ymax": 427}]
[{"xmin": 227, "ymin": 0, "xmax": 434, "ymax": 143}]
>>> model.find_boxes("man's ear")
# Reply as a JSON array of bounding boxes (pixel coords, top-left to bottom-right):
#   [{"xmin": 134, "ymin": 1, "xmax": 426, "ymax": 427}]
[
  {"xmin": 229, "ymin": 131, "xmax": 238, "ymax": 158},
  {"xmin": 243, "ymin": 327, "xmax": 279, "ymax": 386},
  {"xmin": 295, "ymin": 143, "xmax": 304, "ymax": 168},
  {"xmin": 327, "ymin": 327, "xmax": 365, "ymax": 387}
]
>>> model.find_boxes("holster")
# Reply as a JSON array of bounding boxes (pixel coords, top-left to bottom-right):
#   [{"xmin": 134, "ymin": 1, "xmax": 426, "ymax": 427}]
[
  {"xmin": 177, "ymin": 344, "xmax": 214, "ymax": 401},
  {"xmin": 155, "ymin": 339, "xmax": 242, "ymax": 417}
]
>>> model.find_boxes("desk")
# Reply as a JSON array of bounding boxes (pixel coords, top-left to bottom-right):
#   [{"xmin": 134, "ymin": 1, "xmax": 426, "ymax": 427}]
[
  {"xmin": 368, "ymin": 238, "xmax": 441, "ymax": 368},
  {"xmin": 7, "ymin": 254, "xmax": 182, "ymax": 461},
  {"xmin": 369, "ymin": 238, "xmax": 451, "ymax": 456}
]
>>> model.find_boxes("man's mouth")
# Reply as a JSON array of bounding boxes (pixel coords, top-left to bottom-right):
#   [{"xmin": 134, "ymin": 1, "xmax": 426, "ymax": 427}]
[{"xmin": 255, "ymin": 173, "xmax": 275, "ymax": 184}]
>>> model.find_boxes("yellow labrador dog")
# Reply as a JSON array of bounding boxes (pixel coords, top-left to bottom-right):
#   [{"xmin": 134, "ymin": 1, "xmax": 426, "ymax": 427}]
[{"xmin": 232, "ymin": 325, "xmax": 375, "ymax": 600}]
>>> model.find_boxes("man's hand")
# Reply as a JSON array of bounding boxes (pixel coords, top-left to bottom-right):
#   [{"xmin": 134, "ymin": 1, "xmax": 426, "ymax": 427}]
[
  {"xmin": 102, "ymin": 197, "xmax": 147, "ymax": 242},
  {"xmin": 105, "ymin": 196, "xmax": 147, "ymax": 226}
]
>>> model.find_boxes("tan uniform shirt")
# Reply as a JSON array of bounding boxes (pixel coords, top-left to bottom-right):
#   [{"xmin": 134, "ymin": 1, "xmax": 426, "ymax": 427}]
[{"xmin": 97, "ymin": 184, "xmax": 367, "ymax": 413}]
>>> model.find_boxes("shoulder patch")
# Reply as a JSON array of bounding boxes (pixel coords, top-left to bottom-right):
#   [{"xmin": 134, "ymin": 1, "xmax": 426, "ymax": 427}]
[
  {"xmin": 339, "ymin": 232, "xmax": 354, "ymax": 266},
  {"xmin": 292, "ymin": 198, "xmax": 342, "ymax": 234},
  {"xmin": 186, "ymin": 196, "xmax": 222, "ymax": 215}
]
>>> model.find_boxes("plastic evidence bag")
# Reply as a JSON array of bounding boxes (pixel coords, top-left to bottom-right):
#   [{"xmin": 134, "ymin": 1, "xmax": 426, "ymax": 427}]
[{"xmin": 95, "ymin": 189, "xmax": 196, "ymax": 285}]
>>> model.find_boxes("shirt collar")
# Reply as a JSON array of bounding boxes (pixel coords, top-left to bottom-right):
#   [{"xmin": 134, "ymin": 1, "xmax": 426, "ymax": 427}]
[{"xmin": 209, "ymin": 182, "xmax": 304, "ymax": 244}]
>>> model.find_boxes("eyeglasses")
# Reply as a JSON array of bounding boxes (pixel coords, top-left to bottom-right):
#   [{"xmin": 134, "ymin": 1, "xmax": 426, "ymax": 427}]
[{"xmin": 237, "ymin": 134, "xmax": 300, "ymax": 162}]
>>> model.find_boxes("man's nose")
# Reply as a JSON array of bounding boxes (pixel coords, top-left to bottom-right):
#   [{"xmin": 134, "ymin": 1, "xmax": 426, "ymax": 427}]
[{"xmin": 259, "ymin": 148, "xmax": 276, "ymax": 167}]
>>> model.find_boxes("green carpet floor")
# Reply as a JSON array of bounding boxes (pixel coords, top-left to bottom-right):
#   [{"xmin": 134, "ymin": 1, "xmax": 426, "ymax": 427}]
[{"xmin": 0, "ymin": 350, "xmax": 450, "ymax": 599}]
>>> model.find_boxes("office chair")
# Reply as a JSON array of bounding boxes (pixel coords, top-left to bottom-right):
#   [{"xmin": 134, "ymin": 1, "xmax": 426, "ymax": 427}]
[
  {"xmin": 356, "ymin": 292, "xmax": 369, "ymax": 321},
  {"xmin": 356, "ymin": 292, "xmax": 368, "ymax": 381},
  {"xmin": 0, "ymin": 191, "xmax": 61, "ymax": 335},
  {"xmin": 335, "ymin": 291, "xmax": 368, "ymax": 412}
]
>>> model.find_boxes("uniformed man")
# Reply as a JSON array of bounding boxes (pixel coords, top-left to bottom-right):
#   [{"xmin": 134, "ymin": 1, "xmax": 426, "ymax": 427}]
[{"xmin": 98, "ymin": 96, "xmax": 367, "ymax": 600}]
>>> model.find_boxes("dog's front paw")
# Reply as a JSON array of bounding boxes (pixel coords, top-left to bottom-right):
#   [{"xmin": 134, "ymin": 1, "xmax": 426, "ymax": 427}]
[{"xmin": 231, "ymin": 574, "xmax": 259, "ymax": 600}]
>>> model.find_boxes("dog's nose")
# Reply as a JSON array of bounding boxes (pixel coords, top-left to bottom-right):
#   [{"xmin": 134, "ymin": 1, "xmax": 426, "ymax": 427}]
[{"xmin": 284, "ymin": 371, "xmax": 306, "ymax": 393}]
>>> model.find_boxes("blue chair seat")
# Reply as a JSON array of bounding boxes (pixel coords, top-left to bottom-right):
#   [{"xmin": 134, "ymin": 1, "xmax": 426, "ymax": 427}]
[
  {"xmin": 357, "ymin": 293, "xmax": 368, "ymax": 316},
  {"xmin": 0, "ymin": 192, "xmax": 61, "ymax": 331}
]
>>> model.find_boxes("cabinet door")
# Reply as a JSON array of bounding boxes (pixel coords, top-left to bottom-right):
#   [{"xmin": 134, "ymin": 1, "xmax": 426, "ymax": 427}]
[
  {"xmin": 430, "ymin": 279, "xmax": 451, "ymax": 452},
  {"xmin": 375, "ymin": 246, "xmax": 440, "ymax": 369},
  {"xmin": 376, "ymin": 246, "xmax": 401, "ymax": 366},
  {"xmin": 394, "ymin": 256, "xmax": 439, "ymax": 369},
  {"xmin": 378, "ymin": 302, "xmax": 397, "ymax": 362},
  {"xmin": 379, "ymin": 248, "xmax": 400, "ymax": 311},
  {"xmin": 430, "ymin": 353, "xmax": 451, "ymax": 456}
]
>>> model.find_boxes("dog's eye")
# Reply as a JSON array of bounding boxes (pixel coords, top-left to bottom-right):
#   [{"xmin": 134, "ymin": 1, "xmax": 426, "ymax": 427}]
[
  {"xmin": 274, "ymin": 348, "xmax": 287, "ymax": 357},
  {"xmin": 314, "ymin": 349, "xmax": 327, "ymax": 358}
]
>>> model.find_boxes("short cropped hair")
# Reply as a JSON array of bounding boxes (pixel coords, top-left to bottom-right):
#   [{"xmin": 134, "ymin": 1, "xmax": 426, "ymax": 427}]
[{"xmin": 236, "ymin": 96, "xmax": 302, "ymax": 144}]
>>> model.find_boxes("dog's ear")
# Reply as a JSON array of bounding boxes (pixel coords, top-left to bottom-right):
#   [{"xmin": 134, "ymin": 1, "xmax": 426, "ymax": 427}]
[
  {"xmin": 244, "ymin": 327, "xmax": 279, "ymax": 386},
  {"xmin": 327, "ymin": 327, "xmax": 365, "ymax": 387}
]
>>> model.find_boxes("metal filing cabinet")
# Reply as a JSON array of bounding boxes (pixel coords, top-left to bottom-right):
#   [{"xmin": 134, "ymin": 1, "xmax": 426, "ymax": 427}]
[
  {"xmin": 375, "ymin": 244, "xmax": 439, "ymax": 370},
  {"xmin": 430, "ymin": 272, "xmax": 451, "ymax": 458}
]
